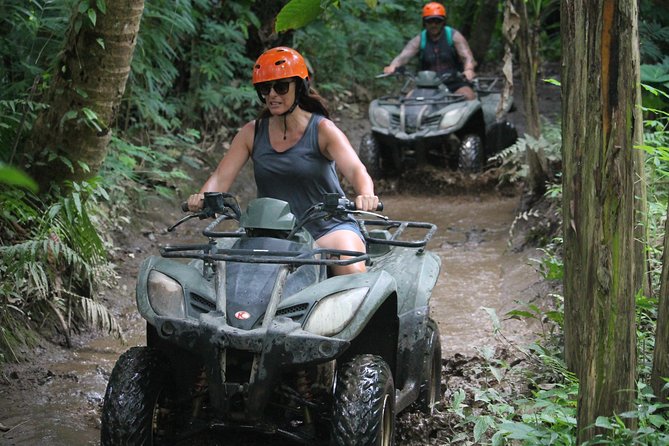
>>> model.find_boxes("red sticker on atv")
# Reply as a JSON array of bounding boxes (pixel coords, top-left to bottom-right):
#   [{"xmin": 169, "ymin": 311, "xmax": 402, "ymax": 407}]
[{"xmin": 235, "ymin": 311, "xmax": 251, "ymax": 320}]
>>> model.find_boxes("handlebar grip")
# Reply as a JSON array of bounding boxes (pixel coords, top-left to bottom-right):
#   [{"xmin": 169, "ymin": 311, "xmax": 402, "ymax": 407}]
[
  {"xmin": 181, "ymin": 202, "xmax": 189, "ymax": 212},
  {"xmin": 345, "ymin": 201, "xmax": 384, "ymax": 211}
]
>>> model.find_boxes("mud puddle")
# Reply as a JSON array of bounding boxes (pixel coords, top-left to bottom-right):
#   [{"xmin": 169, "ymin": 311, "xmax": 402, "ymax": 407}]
[{"xmin": 0, "ymin": 191, "xmax": 543, "ymax": 445}]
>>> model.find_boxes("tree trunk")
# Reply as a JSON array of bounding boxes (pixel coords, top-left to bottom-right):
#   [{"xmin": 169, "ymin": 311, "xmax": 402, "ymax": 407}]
[
  {"xmin": 26, "ymin": 0, "xmax": 144, "ymax": 189},
  {"xmin": 651, "ymin": 202, "xmax": 669, "ymax": 402},
  {"xmin": 513, "ymin": 0, "xmax": 548, "ymax": 198},
  {"xmin": 561, "ymin": 0, "xmax": 643, "ymax": 442},
  {"xmin": 469, "ymin": 0, "xmax": 502, "ymax": 64},
  {"xmin": 497, "ymin": 1, "xmax": 519, "ymax": 121},
  {"xmin": 514, "ymin": 0, "xmax": 541, "ymax": 139}
]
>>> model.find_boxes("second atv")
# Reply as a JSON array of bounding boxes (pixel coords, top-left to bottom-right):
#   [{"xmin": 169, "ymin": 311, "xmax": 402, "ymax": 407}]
[{"xmin": 360, "ymin": 69, "xmax": 518, "ymax": 176}]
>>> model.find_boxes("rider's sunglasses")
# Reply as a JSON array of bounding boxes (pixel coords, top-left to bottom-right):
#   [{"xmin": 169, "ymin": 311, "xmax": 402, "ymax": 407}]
[
  {"xmin": 424, "ymin": 17, "xmax": 445, "ymax": 25},
  {"xmin": 255, "ymin": 80, "xmax": 293, "ymax": 97}
]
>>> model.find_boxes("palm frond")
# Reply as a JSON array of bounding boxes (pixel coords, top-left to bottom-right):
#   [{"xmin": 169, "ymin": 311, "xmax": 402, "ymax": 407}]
[{"xmin": 76, "ymin": 294, "xmax": 124, "ymax": 342}]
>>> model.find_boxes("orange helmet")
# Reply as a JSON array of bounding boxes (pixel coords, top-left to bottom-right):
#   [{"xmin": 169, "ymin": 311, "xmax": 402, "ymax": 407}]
[
  {"xmin": 252, "ymin": 47, "xmax": 309, "ymax": 85},
  {"xmin": 422, "ymin": 2, "xmax": 446, "ymax": 19}
]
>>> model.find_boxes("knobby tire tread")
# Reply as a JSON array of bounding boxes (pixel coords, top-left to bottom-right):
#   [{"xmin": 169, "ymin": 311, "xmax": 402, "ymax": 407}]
[
  {"xmin": 458, "ymin": 134, "xmax": 483, "ymax": 172},
  {"xmin": 331, "ymin": 354, "xmax": 395, "ymax": 446},
  {"xmin": 100, "ymin": 346, "xmax": 170, "ymax": 446}
]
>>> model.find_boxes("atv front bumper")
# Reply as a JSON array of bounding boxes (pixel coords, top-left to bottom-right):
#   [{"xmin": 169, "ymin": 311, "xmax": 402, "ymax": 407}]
[
  {"xmin": 372, "ymin": 126, "xmax": 455, "ymax": 142},
  {"xmin": 151, "ymin": 311, "xmax": 349, "ymax": 418}
]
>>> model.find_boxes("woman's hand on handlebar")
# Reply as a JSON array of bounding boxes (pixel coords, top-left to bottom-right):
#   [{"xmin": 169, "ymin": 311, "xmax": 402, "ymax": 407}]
[
  {"xmin": 187, "ymin": 193, "xmax": 205, "ymax": 212},
  {"xmin": 354, "ymin": 194, "xmax": 380, "ymax": 212}
]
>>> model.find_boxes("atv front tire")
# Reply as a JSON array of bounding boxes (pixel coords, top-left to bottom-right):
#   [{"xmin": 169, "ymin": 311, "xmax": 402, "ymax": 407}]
[
  {"xmin": 416, "ymin": 318, "xmax": 442, "ymax": 414},
  {"xmin": 359, "ymin": 133, "xmax": 383, "ymax": 179},
  {"xmin": 100, "ymin": 347, "xmax": 176, "ymax": 445},
  {"xmin": 458, "ymin": 134, "xmax": 483, "ymax": 172},
  {"xmin": 331, "ymin": 354, "xmax": 395, "ymax": 446}
]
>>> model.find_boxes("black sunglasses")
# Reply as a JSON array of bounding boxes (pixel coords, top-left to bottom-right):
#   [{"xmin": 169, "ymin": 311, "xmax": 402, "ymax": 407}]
[
  {"xmin": 255, "ymin": 80, "xmax": 293, "ymax": 96},
  {"xmin": 424, "ymin": 17, "xmax": 445, "ymax": 25}
]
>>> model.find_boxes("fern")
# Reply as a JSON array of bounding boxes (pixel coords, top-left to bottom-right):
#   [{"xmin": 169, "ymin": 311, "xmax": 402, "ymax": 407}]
[{"xmin": 0, "ymin": 182, "xmax": 119, "ymax": 361}]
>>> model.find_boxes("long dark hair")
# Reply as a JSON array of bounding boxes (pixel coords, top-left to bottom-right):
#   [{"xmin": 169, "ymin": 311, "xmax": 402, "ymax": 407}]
[{"xmin": 257, "ymin": 78, "xmax": 329, "ymax": 119}]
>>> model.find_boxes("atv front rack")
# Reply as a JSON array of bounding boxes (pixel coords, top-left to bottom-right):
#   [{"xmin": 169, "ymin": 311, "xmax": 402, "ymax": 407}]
[
  {"xmin": 376, "ymin": 93, "xmax": 465, "ymax": 108},
  {"xmin": 360, "ymin": 220, "xmax": 437, "ymax": 254},
  {"xmin": 160, "ymin": 244, "xmax": 369, "ymax": 266}
]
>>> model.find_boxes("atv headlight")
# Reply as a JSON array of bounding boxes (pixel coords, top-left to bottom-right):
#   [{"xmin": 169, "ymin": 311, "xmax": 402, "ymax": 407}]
[
  {"xmin": 439, "ymin": 108, "xmax": 463, "ymax": 130},
  {"xmin": 148, "ymin": 270, "xmax": 186, "ymax": 317},
  {"xmin": 372, "ymin": 107, "xmax": 390, "ymax": 128},
  {"xmin": 303, "ymin": 287, "xmax": 369, "ymax": 336}
]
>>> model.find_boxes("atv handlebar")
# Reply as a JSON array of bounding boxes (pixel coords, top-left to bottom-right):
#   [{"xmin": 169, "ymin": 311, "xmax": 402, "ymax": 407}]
[
  {"xmin": 171, "ymin": 193, "xmax": 383, "ymax": 234},
  {"xmin": 181, "ymin": 195, "xmax": 383, "ymax": 214}
]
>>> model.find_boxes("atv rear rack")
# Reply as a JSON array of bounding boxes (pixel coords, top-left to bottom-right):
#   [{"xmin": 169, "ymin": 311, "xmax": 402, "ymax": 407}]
[{"xmin": 474, "ymin": 77, "xmax": 504, "ymax": 97}]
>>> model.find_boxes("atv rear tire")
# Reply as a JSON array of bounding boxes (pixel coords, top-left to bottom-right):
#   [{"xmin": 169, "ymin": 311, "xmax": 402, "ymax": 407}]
[
  {"xmin": 359, "ymin": 133, "xmax": 383, "ymax": 179},
  {"xmin": 100, "ymin": 347, "xmax": 176, "ymax": 445},
  {"xmin": 416, "ymin": 318, "xmax": 442, "ymax": 415},
  {"xmin": 458, "ymin": 134, "xmax": 483, "ymax": 172},
  {"xmin": 331, "ymin": 354, "xmax": 395, "ymax": 446}
]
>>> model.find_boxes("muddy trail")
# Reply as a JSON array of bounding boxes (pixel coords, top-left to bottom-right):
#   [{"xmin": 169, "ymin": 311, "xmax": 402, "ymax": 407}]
[
  {"xmin": 0, "ymin": 69, "xmax": 561, "ymax": 444},
  {"xmin": 0, "ymin": 187, "xmax": 547, "ymax": 445}
]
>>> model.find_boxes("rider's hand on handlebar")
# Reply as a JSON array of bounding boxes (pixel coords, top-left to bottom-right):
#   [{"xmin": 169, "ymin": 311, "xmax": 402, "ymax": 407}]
[
  {"xmin": 355, "ymin": 194, "xmax": 380, "ymax": 212},
  {"xmin": 187, "ymin": 193, "xmax": 205, "ymax": 212},
  {"xmin": 463, "ymin": 68, "xmax": 476, "ymax": 81},
  {"xmin": 383, "ymin": 65, "xmax": 396, "ymax": 75}
]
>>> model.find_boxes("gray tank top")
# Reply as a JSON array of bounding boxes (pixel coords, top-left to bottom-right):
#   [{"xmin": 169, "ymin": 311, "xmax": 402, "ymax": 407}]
[{"xmin": 252, "ymin": 114, "xmax": 356, "ymax": 239}]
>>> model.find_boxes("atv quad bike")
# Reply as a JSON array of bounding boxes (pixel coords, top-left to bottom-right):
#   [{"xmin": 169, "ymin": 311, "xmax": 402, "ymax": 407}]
[
  {"xmin": 360, "ymin": 69, "xmax": 518, "ymax": 177},
  {"xmin": 100, "ymin": 192, "xmax": 442, "ymax": 445}
]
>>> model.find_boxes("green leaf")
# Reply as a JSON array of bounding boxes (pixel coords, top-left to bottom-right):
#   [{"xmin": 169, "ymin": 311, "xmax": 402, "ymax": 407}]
[
  {"xmin": 365, "ymin": 0, "xmax": 378, "ymax": 7},
  {"xmin": 474, "ymin": 416, "xmax": 492, "ymax": 442},
  {"xmin": 543, "ymin": 78, "xmax": 561, "ymax": 86},
  {"xmin": 96, "ymin": 0, "xmax": 107, "ymax": 14},
  {"xmin": 60, "ymin": 110, "xmax": 78, "ymax": 130},
  {"xmin": 96, "ymin": 38, "xmax": 105, "ymax": 49},
  {"xmin": 81, "ymin": 107, "xmax": 103, "ymax": 131},
  {"xmin": 88, "ymin": 8, "xmax": 97, "ymax": 26},
  {"xmin": 498, "ymin": 421, "xmax": 536, "ymax": 440},
  {"xmin": 0, "ymin": 164, "xmax": 38, "ymax": 192},
  {"xmin": 641, "ymin": 64, "xmax": 669, "ymax": 84},
  {"xmin": 77, "ymin": 160, "xmax": 91, "ymax": 173},
  {"xmin": 482, "ymin": 306, "xmax": 501, "ymax": 332},
  {"xmin": 595, "ymin": 416, "xmax": 613, "ymax": 429},
  {"xmin": 79, "ymin": 1, "xmax": 89, "ymax": 13},
  {"xmin": 506, "ymin": 309, "xmax": 536, "ymax": 320},
  {"xmin": 60, "ymin": 156, "xmax": 74, "ymax": 173},
  {"xmin": 275, "ymin": 0, "xmax": 325, "ymax": 32},
  {"xmin": 72, "ymin": 192, "xmax": 83, "ymax": 215}
]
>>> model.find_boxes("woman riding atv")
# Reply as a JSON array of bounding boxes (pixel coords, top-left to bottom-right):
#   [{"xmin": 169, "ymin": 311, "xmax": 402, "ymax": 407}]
[
  {"xmin": 383, "ymin": 1, "xmax": 478, "ymax": 100},
  {"xmin": 187, "ymin": 46, "xmax": 378, "ymax": 275}
]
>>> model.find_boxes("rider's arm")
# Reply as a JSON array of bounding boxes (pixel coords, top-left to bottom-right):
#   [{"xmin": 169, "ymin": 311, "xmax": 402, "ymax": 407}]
[
  {"xmin": 452, "ymin": 30, "xmax": 477, "ymax": 81},
  {"xmin": 384, "ymin": 35, "xmax": 421, "ymax": 74},
  {"xmin": 187, "ymin": 121, "xmax": 254, "ymax": 211},
  {"xmin": 317, "ymin": 119, "xmax": 378, "ymax": 212}
]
